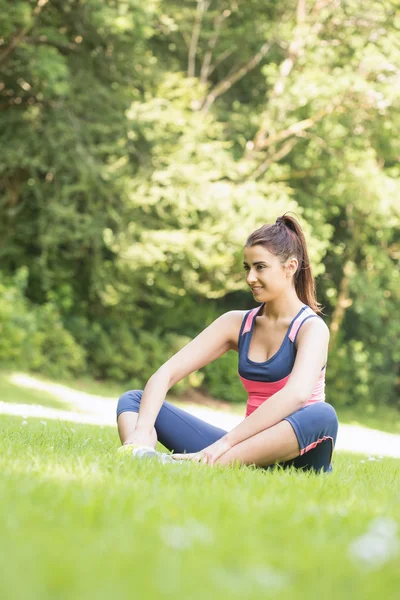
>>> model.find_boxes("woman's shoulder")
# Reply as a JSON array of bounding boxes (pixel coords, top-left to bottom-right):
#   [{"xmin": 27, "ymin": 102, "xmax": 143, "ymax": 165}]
[
  {"xmin": 217, "ymin": 310, "xmax": 250, "ymax": 350},
  {"xmin": 296, "ymin": 309, "xmax": 330, "ymax": 340},
  {"xmin": 219, "ymin": 310, "xmax": 248, "ymax": 325},
  {"xmin": 308, "ymin": 308, "xmax": 329, "ymax": 328}
]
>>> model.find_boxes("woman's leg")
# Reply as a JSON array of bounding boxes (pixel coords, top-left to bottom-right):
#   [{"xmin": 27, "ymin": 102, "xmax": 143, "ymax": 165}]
[
  {"xmin": 282, "ymin": 402, "xmax": 339, "ymax": 473},
  {"xmin": 216, "ymin": 419, "xmax": 300, "ymax": 467},
  {"xmin": 117, "ymin": 392, "xmax": 338, "ymax": 473},
  {"xmin": 216, "ymin": 402, "xmax": 338, "ymax": 473},
  {"xmin": 116, "ymin": 390, "xmax": 228, "ymax": 453}
]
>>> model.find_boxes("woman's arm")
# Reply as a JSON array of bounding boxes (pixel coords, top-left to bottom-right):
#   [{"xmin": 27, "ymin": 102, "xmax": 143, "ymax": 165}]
[
  {"xmin": 134, "ymin": 311, "xmax": 244, "ymax": 436},
  {"xmin": 224, "ymin": 317, "xmax": 330, "ymax": 449}
]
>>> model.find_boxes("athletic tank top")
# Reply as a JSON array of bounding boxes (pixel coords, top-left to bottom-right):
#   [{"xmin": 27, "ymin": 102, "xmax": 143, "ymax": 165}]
[{"xmin": 238, "ymin": 303, "xmax": 326, "ymax": 417}]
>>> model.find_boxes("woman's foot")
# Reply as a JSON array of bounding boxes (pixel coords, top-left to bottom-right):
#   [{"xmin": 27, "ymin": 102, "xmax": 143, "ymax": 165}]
[
  {"xmin": 117, "ymin": 445, "xmax": 185, "ymax": 463},
  {"xmin": 116, "ymin": 443, "xmax": 153, "ymax": 456}
]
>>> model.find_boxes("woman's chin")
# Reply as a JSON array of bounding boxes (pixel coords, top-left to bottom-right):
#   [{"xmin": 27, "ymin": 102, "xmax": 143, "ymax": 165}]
[{"xmin": 252, "ymin": 288, "xmax": 264, "ymax": 296}]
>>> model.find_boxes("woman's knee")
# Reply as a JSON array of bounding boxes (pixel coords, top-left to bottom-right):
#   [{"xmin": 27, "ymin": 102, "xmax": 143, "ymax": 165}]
[
  {"xmin": 116, "ymin": 389, "xmax": 143, "ymax": 418},
  {"xmin": 311, "ymin": 402, "xmax": 339, "ymax": 440}
]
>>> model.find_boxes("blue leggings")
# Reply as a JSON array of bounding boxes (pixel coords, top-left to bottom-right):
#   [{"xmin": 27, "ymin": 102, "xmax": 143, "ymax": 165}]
[{"xmin": 117, "ymin": 390, "xmax": 339, "ymax": 473}]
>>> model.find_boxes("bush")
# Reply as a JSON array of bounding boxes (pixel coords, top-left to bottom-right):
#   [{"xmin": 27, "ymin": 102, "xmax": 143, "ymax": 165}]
[
  {"xmin": 202, "ymin": 351, "xmax": 246, "ymax": 403},
  {"xmin": 0, "ymin": 268, "xmax": 86, "ymax": 378},
  {"xmin": 326, "ymin": 338, "xmax": 399, "ymax": 409},
  {"xmin": 71, "ymin": 318, "xmax": 197, "ymax": 392}
]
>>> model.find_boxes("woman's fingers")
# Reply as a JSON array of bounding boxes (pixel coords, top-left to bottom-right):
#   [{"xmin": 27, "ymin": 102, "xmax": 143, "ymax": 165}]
[
  {"xmin": 172, "ymin": 453, "xmax": 202, "ymax": 461},
  {"xmin": 172, "ymin": 452, "xmax": 206, "ymax": 462},
  {"xmin": 171, "ymin": 451, "xmax": 215, "ymax": 464},
  {"xmin": 172, "ymin": 453, "xmax": 192, "ymax": 460}
]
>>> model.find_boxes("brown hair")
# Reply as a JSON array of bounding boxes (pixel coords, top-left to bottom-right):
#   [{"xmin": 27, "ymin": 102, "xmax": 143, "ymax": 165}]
[{"xmin": 245, "ymin": 213, "xmax": 322, "ymax": 315}]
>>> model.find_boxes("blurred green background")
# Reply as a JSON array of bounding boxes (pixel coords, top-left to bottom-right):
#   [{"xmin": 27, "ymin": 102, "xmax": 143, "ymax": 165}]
[{"xmin": 0, "ymin": 0, "xmax": 399, "ymax": 410}]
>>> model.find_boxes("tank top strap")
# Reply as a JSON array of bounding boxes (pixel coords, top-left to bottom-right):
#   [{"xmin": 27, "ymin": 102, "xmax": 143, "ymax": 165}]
[
  {"xmin": 241, "ymin": 305, "xmax": 263, "ymax": 336},
  {"xmin": 288, "ymin": 306, "xmax": 319, "ymax": 343}
]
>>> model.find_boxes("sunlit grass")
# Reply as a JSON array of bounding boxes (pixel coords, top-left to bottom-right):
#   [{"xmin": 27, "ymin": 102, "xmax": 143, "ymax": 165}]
[
  {"xmin": 337, "ymin": 405, "xmax": 400, "ymax": 435},
  {"xmin": 0, "ymin": 414, "xmax": 400, "ymax": 600}
]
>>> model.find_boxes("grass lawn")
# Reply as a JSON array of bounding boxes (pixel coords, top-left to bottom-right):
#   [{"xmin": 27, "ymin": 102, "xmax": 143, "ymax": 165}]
[{"xmin": 0, "ymin": 413, "xmax": 399, "ymax": 600}]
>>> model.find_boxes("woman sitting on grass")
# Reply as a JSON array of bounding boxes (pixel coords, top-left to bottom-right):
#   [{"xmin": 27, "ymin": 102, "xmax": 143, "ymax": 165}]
[{"xmin": 116, "ymin": 214, "xmax": 339, "ymax": 473}]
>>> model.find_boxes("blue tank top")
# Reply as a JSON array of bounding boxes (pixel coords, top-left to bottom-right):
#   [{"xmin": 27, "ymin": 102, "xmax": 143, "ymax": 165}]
[{"xmin": 237, "ymin": 303, "xmax": 326, "ymax": 417}]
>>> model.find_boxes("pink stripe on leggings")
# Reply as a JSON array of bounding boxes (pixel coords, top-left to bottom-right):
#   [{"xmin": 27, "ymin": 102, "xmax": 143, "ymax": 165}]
[{"xmin": 300, "ymin": 435, "xmax": 334, "ymax": 467}]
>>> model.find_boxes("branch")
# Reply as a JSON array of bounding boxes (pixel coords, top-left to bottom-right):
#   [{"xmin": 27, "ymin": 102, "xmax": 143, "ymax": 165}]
[
  {"xmin": 0, "ymin": 0, "xmax": 49, "ymax": 65},
  {"xmin": 181, "ymin": 31, "xmax": 191, "ymax": 48},
  {"xmin": 250, "ymin": 0, "xmax": 307, "ymax": 155},
  {"xmin": 199, "ymin": 41, "xmax": 272, "ymax": 114},
  {"xmin": 274, "ymin": 167, "xmax": 322, "ymax": 180},
  {"xmin": 206, "ymin": 48, "xmax": 234, "ymax": 77},
  {"xmin": 329, "ymin": 203, "xmax": 356, "ymax": 350},
  {"xmin": 255, "ymin": 97, "xmax": 343, "ymax": 151},
  {"xmin": 249, "ymin": 137, "xmax": 298, "ymax": 180},
  {"xmin": 311, "ymin": 0, "xmax": 338, "ymax": 21},
  {"xmin": 0, "ymin": 26, "xmax": 30, "ymax": 64},
  {"xmin": 329, "ymin": 260, "xmax": 355, "ymax": 348},
  {"xmin": 188, "ymin": 0, "xmax": 211, "ymax": 78},
  {"xmin": 23, "ymin": 37, "xmax": 79, "ymax": 55},
  {"xmin": 200, "ymin": 6, "xmax": 231, "ymax": 85}
]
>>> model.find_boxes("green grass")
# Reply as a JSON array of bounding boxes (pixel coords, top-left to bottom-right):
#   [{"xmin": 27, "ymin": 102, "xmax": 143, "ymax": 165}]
[
  {"xmin": 0, "ymin": 414, "xmax": 399, "ymax": 600},
  {"xmin": 336, "ymin": 405, "xmax": 400, "ymax": 436}
]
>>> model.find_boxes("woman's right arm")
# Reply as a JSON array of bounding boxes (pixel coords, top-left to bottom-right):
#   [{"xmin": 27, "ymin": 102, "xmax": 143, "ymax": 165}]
[{"xmin": 134, "ymin": 310, "xmax": 245, "ymax": 436}]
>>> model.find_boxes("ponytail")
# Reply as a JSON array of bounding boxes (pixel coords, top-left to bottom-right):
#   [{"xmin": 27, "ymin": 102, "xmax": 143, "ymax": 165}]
[{"xmin": 245, "ymin": 213, "xmax": 322, "ymax": 315}]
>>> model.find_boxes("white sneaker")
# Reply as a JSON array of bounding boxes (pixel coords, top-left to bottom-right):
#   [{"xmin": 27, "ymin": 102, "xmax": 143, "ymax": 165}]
[
  {"xmin": 131, "ymin": 446, "xmax": 159, "ymax": 460},
  {"xmin": 156, "ymin": 451, "xmax": 185, "ymax": 465},
  {"xmin": 121, "ymin": 445, "xmax": 185, "ymax": 464},
  {"xmin": 117, "ymin": 444, "xmax": 153, "ymax": 456}
]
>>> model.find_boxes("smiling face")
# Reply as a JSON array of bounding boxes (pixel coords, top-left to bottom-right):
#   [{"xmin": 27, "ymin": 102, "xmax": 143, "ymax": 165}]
[{"xmin": 243, "ymin": 244, "xmax": 298, "ymax": 300}]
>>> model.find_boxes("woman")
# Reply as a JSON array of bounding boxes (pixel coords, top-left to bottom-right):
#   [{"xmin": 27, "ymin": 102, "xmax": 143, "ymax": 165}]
[{"xmin": 116, "ymin": 214, "xmax": 339, "ymax": 473}]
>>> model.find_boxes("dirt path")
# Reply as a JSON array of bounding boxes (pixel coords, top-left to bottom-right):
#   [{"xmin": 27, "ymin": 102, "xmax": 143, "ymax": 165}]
[{"xmin": 3, "ymin": 373, "xmax": 400, "ymax": 459}]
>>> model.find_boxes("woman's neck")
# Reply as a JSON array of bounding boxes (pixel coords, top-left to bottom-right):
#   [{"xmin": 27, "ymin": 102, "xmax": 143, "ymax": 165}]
[{"xmin": 261, "ymin": 293, "xmax": 305, "ymax": 322}]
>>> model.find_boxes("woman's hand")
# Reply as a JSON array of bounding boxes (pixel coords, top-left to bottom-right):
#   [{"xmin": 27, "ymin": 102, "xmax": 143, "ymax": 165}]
[{"xmin": 172, "ymin": 436, "xmax": 232, "ymax": 466}]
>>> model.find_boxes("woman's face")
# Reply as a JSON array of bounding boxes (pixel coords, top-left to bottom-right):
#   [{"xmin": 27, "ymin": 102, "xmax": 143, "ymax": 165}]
[{"xmin": 243, "ymin": 245, "xmax": 296, "ymax": 301}]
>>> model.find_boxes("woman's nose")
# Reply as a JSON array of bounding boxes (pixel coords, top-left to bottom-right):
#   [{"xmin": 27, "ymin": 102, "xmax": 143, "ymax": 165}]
[{"xmin": 247, "ymin": 271, "xmax": 258, "ymax": 283}]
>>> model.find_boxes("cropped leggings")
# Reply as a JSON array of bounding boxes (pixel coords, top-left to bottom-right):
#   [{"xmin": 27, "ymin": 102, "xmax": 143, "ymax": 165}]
[{"xmin": 117, "ymin": 390, "xmax": 339, "ymax": 473}]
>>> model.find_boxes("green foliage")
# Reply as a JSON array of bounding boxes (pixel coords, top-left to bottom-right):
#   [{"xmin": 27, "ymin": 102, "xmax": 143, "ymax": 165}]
[
  {"xmin": 0, "ymin": 268, "xmax": 86, "ymax": 378},
  {"xmin": 66, "ymin": 313, "xmax": 195, "ymax": 391},
  {"xmin": 202, "ymin": 351, "xmax": 245, "ymax": 404},
  {"xmin": 0, "ymin": 0, "xmax": 399, "ymax": 406}
]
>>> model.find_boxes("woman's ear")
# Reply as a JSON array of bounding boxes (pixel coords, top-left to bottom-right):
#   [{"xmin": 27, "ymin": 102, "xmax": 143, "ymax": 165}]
[{"xmin": 285, "ymin": 256, "xmax": 299, "ymax": 278}]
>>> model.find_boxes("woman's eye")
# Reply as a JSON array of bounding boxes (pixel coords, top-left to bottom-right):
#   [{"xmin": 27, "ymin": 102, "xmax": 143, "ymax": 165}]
[{"xmin": 243, "ymin": 265, "xmax": 265, "ymax": 272}]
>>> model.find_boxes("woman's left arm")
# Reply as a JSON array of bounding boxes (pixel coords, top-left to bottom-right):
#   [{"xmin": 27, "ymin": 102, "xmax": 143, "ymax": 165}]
[{"xmin": 173, "ymin": 318, "xmax": 330, "ymax": 464}]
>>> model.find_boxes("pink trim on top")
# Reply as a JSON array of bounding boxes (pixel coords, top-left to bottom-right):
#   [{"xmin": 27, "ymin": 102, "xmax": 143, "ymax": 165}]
[
  {"xmin": 239, "ymin": 373, "xmax": 289, "ymax": 393},
  {"xmin": 242, "ymin": 375, "xmax": 290, "ymax": 417},
  {"xmin": 288, "ymin": 307, "xmax": 315, "ymax": 342},
  {"xmin": 243, "ymin": 367, "xmax": 326, "ymax": 417},
  {"xmin": 306, "ymin": 368, "xmax": 326, "ymax": 403},
  {"xmin": 242, "ymin": 307, "xmax": 261, "ymax": 335}
]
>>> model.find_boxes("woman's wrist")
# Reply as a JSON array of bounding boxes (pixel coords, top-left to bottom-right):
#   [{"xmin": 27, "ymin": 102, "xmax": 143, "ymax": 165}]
[{"xmin": 222, "ymin": 434, "xmax": 235, "ymax": 450}]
